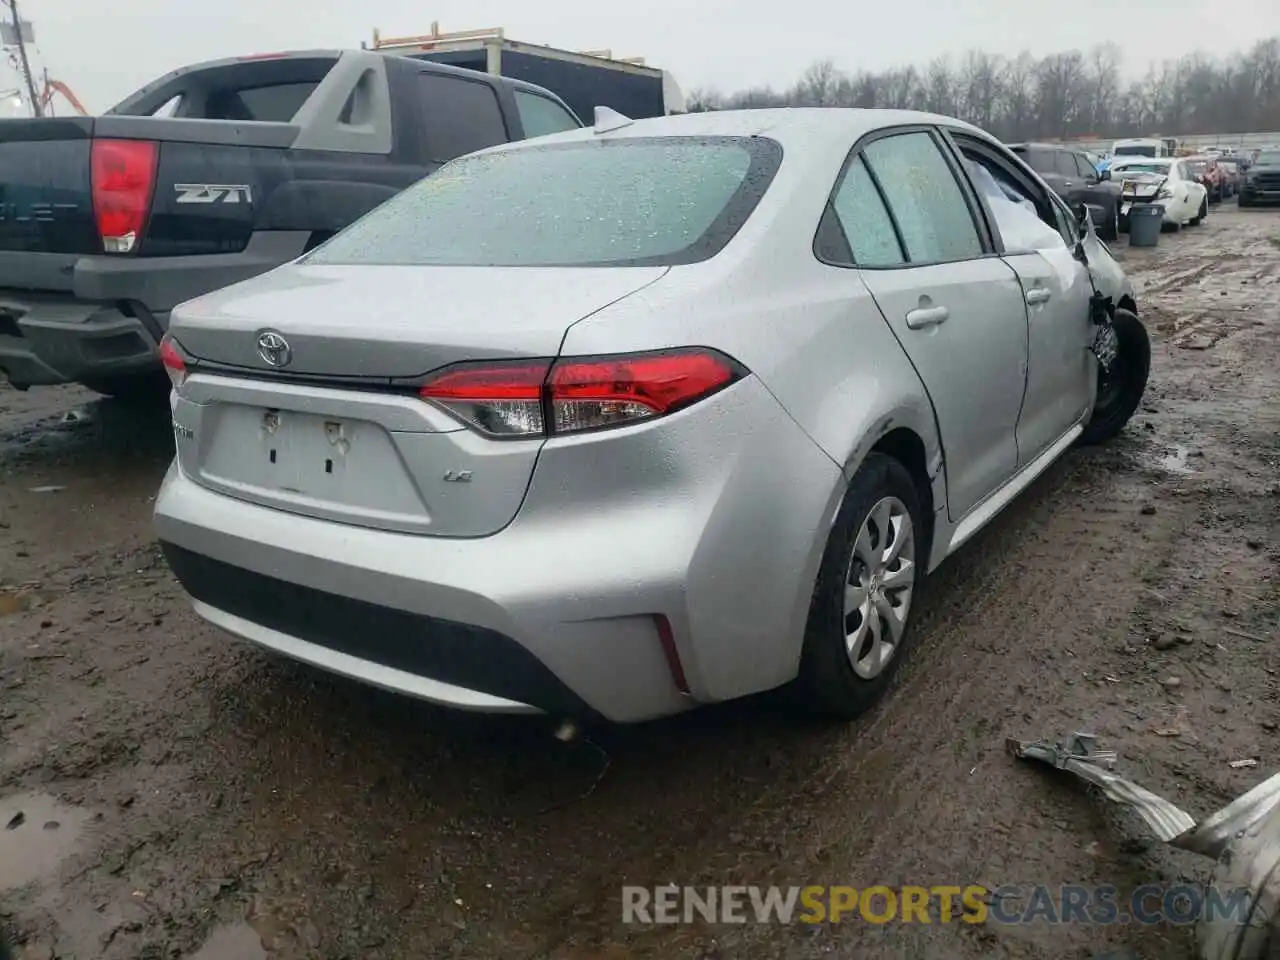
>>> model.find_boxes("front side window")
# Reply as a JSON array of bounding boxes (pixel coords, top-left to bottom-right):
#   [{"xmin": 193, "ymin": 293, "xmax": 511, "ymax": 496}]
[
  {"xmin": 1055, "ymin": 152, "xmax": 1078, "ymax": 177},
  {"xmin": 513, "ymin": 90, "xmax": 581, "ymax": 138},
  {"xmin": 306, "ymin": 136, "xmax": 782, "ymax": 268},
  {"xmin": 862, "ymin": 131, "xmax": 983, "ymax": 264},
  {"xmin": 963, "ymin": 149, "xmax": 1066, "ymax": 253},
  {"xmin": 1115, "ymin": 144, "xmax": 1157, "ymax": 157}
]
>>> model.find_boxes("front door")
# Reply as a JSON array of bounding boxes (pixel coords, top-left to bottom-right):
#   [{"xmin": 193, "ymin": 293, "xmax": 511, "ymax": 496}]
[
  {"xmin": 946, "ymin": 133, "xmax": 1098, "ymax": 467},
  {"xmin": 1002, "ymin": 244, "xmax": 1096, "ymax": 463}
]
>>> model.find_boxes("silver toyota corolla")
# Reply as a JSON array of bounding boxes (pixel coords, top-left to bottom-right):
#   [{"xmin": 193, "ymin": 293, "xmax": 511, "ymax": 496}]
[{"xmin": 154, "ymin": 108, "xmax": 1149, "ymax": 724}]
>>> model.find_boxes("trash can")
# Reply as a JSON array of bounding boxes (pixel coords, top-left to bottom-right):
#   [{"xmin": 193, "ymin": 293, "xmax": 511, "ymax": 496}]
[{"xmin": 1127, "ymin": 203, "xmax": 1163, "ymax": 247}]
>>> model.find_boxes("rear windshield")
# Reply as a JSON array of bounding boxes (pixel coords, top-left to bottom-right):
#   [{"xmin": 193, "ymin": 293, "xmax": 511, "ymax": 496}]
[
  {"xmin": 1114, "ymin": 161, "xmax": 1170, "ymax": 175},
  {"xmin": 1185, "ymin": 161, "xmax": 1207, "ymax": 174},
  {"xmin": 108, "ymin": 57, "xmax": 335, "ymax": 121},
  {"xmin": 1114, "ymin": 144, "xmax": 1157, "ymax": 157},
  {"xmin": 304, "ymin": 136, "xmax": 783, "ymax": 268}
]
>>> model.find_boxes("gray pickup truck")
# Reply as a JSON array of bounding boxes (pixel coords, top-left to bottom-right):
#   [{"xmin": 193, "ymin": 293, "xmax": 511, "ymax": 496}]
[{"xmin": 0, "ymin": 50, "xmax": 582, "ymax": 398}]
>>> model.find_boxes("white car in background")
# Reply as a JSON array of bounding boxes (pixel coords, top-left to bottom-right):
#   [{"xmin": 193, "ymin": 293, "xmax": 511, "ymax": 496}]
[{"xmin": 1109, "ymin": 156, "xmax": 1208, "ymax": 231}]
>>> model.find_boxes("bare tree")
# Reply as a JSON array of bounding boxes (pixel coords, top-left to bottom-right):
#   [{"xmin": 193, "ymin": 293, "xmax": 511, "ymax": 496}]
[
  {"xmin": 794, "ymin": 59, "xmax": 840, "ymax": 106},
  {"xmin": 689, "ymin": 36, "xmax": 1280, "ymax": 139}
]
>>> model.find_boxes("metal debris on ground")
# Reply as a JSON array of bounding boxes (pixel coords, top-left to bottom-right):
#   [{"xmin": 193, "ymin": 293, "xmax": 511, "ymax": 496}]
[{"xmin": 1009, "ymin": 731, "xmax": 1280, "ymax": 960}]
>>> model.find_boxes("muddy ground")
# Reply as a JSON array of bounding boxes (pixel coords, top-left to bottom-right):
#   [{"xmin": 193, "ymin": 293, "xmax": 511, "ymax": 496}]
[{"xmin": 1, "ymin": 206, "xmax": 1278, "ymax": 960}]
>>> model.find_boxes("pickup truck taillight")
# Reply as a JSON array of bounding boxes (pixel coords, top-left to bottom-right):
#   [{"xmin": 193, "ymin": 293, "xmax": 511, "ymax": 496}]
[
  {"xmin": 91, "ymin": 139, "xmax": 158, "ymax": 254},
  {"xmin": 418, "ymin": 349, "xmax": 746, "ymax": 438}
]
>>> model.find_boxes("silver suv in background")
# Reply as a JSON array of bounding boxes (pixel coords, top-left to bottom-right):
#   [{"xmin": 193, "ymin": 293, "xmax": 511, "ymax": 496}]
[{"xmin": 154, "ymin": 109, "xmax": 1149, "ymax": 724}]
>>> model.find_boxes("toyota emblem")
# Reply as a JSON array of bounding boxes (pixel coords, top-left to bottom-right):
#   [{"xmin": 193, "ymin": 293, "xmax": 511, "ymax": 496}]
[{"xmin": 256, "ymin": 330, "xmax": 292, "ymax": 368}]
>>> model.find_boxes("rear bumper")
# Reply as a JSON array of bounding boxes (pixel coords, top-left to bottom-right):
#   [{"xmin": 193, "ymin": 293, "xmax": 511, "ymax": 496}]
[
  {"xmin": 0, "ymin": 296, "xmax": 163, "ymax": 388},
  {"xmin": 1240, "ymin": 183, "xmax": 1280, "ymax": 204},
  {"xmin": 0, "ymin": 230, "xmax": 309, "ymax": 389},
  {"xmin": 1119, "ymin": 198, "xmax": 1177, "ymax": 225},
  {"xmin": 153, "ymin": 376, "xmax": 845, "ymax": 723}
]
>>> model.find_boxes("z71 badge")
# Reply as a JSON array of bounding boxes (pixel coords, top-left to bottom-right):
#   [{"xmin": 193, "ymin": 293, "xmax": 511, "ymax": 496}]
[
  {"xmin": 173, "ymin": 184, "xmax": 253, "ymax": 205},
  {"xmin": 172, "ymin": 421, "xmax": 195, "ymax": 441}
]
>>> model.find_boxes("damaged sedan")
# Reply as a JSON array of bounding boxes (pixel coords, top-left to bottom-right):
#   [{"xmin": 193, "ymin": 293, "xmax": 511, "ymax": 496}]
[{"xmin": 154, "ymin": 108, "xmax": 1149, "ymax": 724}]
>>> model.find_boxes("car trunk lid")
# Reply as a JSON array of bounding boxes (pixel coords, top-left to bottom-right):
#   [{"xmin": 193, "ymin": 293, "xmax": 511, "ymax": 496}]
[
  {"xmin": 168, "ymin": 263, "xmax": 668, "ymax": 536},
  {"xmin": 1117, "ymin": 171, "xmax": 1166, "ymax": 201}
]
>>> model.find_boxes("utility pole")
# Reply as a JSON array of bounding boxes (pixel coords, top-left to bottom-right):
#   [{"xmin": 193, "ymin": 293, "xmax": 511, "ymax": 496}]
[{"xmin": 2, "ymin": 0, "xmax": 40, "ymax": 117}]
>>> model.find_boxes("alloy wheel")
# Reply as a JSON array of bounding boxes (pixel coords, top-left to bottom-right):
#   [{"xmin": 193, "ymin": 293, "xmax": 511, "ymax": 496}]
[{"xmin": 843, "ymin": 497, "xmax": 916, "ymax": 680}]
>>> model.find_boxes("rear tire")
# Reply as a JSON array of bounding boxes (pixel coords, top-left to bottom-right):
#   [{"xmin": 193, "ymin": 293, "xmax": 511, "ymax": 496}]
[
  {"xmin": 1080, "ymin": 308, "xmax": 1150, "ymax": 446},
  {"xmin": 80, "ymin": 372, "xmax": 170, "ymax": 406},
  {"xmin": 1101, "ymin": 202, "xmax": 1120, "ymax": 241},
  {"xmin": 792, "ymin": 453, "xmax": 924, "ymax": 720}
]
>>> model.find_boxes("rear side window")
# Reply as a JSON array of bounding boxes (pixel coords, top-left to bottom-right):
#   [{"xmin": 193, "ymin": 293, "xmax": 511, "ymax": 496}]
[
  {"xmin": 1015, "ymin": 148, "xmax": 1053, "ymax": 175},
  {"xmin": 1054, "ymin": 152, "xmax": 1077, "ymax": 177},
  {"xmin": 862, "ymin": 132, "xmax": 983, "ymax": 264},
  {"xmin": 514, "ymin": 90, "xmax": 580, "ymax": 138},
  {"xmin": 827, "ymin": 156, "xmax": 904, "ymax": 267},
  {"xmin": 416, "ymin": 73, "xmax": 509, "ymax": 163},
  {"xmin": 1072, "ymin": 154, "xmax": 1094, "ymax": 178},
  {"xmin": 306, "ymin": 136, "xmax": 782, "ymax": 268}
]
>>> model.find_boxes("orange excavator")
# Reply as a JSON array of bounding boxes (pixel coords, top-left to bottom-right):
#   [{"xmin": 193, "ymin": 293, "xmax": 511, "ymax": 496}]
[{"xmin": 37, "ymin": 76, "xmax": 88, "ymax": 116}]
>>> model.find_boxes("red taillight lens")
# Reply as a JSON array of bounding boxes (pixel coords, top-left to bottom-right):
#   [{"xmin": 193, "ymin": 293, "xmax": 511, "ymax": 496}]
[
  {"xmin": 419, "ymin": 361, "xmax": 550, "ymax": 436},
  {"xmin": 418, "ymin": 349, "xmax": 743, "ymax": 438},
  {"xmin": 158, "ymin": 334, "xmax": 187, "ymax": 390},
  {"xmin": 549, "ymin": 351, "xmax": 740, "ymax": 434},
  {"xmin": 91, "ymin": 139, "xmax": 158, "ymax": 254}
]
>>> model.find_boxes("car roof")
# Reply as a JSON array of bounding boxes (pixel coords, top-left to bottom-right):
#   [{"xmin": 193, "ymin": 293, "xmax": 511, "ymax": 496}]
[
  {"xmin": 1111, "ymin": 156, "xmax": 1172, "ymax": 167},
  {"xmin": 1006, "ymin": 142, "xmax": 1075, "ymax": 151},
  {"xmin": 476, "ymin": 107, "xmax": 990, "ymax": 155}
]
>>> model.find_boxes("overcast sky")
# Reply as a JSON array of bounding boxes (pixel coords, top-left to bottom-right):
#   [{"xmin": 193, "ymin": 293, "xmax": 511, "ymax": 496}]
[{"xmin": 3, "ymin": 0, "xmax": 1279, "ymax": 115}]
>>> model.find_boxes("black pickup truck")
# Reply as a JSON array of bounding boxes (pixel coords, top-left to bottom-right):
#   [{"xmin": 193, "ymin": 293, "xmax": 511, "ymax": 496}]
[
  {"xmin": 0, "ymin": 50, "xmax": 582, "ymax": 397},
  {"xmin": 1007, "ymin": 142, "xmax": 1123, "ymax": 241}
]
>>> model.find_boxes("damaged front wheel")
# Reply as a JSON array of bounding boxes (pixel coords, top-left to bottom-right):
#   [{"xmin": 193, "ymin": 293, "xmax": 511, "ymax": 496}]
[{"xmin": 1080, "ymin": 307, "xmax": 1150, "ymax": 446}]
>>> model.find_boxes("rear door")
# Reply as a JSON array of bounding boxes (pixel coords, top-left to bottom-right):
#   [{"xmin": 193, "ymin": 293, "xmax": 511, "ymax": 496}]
[
  {"xmin": 1014, "ymin": 146, "xmax": 1067, "ymax": 199},
  {"xmin": 835, "ymin": 128, "xmax": 1029, "ymax": 521},
  {"xmin": 406, "ymin": 69, "xmax": 512, "ymax": 164},
  {"xmin": 950, "ymin": 133, "xmax": 1096, "ymax": 465}
]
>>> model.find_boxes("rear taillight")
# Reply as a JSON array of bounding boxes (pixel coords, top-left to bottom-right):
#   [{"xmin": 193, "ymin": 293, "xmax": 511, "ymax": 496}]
[
  {"xmin": 158, "ymin": 334, "xmax": 187, "ymax": 390},
  {"xmin": 91, "ymin": 139, "xmax": 158, "ymax": 254},
  {"xmin": 418, "ymin": 348, "xmax": 745, "ymax": 438}
]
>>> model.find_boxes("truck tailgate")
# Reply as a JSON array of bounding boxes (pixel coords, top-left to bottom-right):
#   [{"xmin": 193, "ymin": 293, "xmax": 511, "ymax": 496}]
[{"xmin": 0, "ymin": 118, "xmax": 98, "ymax": 255}]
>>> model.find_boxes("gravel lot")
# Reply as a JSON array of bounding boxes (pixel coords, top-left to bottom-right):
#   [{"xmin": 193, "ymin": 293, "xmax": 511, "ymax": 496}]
[{"xmin": 1, "ymin": 205, "xmax": 1278, "ymax": 960}]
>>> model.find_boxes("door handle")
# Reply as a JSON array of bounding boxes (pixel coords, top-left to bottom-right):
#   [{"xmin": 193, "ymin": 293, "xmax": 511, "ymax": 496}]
[
  {"xmin": 1063, "ymin": 180, "xmax": 1075, "ymax": 187},
  {"xmin": 905, "ymin": 305, "xmax": 949, "ymax": 329},
  {"xmin": 1026, "ymin": 287, "xmax": 1052, "ymax": 306}
]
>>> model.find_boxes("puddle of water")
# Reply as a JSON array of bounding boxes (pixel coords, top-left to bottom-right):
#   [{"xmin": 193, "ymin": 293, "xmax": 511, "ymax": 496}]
[
  {"xmin": 186, "ymin": 922, "xmax": 268, "ymax": 960},
  {"xmin": 1158, "ymin": 445, "xmax": 1197, "ymax": 475},
  {"xmin": 0, "ymin": 792, "xmax": 91, "ymax": 891}
]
